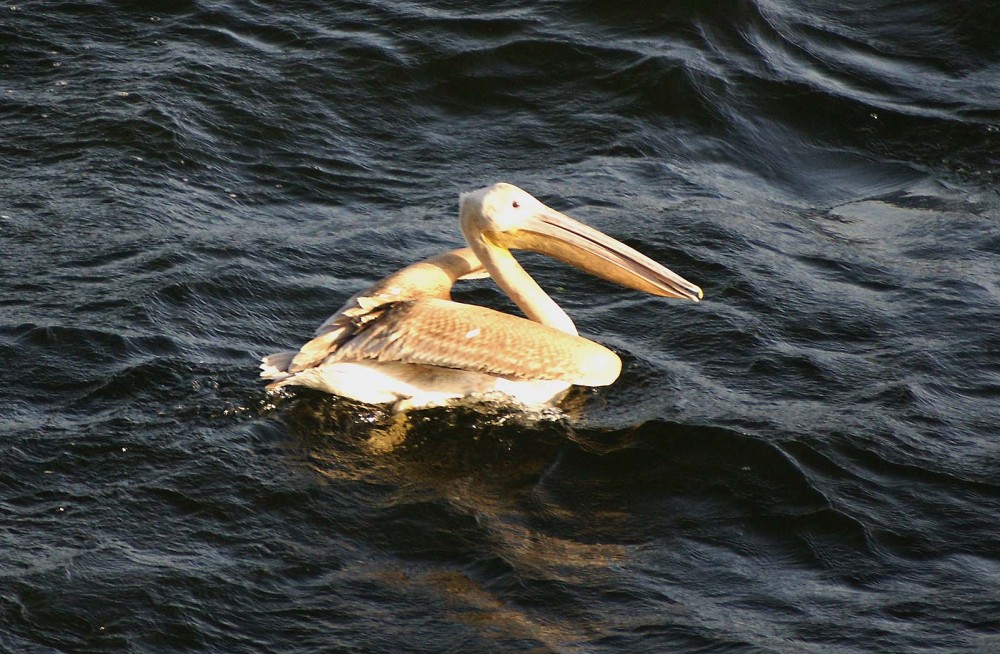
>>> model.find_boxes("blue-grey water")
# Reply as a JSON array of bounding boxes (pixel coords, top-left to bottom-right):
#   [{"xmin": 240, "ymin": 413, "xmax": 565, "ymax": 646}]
[{"xmin": 2, "ymin": 2, "xmax": 999, "ymax": 652}]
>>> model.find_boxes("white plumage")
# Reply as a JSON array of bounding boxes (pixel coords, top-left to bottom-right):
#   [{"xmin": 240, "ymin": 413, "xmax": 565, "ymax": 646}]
[{"xmin": 262, "ymin": 183, "xmax": 701, "ymax": 412}]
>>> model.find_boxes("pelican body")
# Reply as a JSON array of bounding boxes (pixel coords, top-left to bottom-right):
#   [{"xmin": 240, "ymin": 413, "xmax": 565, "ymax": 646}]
[{"xmin": 261, "ymin": 183, "xmax": 702, "ymax": 412}]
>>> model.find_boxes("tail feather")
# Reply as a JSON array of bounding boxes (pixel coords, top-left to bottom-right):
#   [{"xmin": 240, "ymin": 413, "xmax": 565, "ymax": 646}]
[{"xmin": 260, "ymin": 351, "xmax": 298, "ymax": 389}]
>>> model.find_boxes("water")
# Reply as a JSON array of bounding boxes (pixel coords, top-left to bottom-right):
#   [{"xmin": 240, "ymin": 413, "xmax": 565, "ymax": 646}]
[{"xmin": 2, "ymin": 1, "xmax": 999, "ymax": 652}]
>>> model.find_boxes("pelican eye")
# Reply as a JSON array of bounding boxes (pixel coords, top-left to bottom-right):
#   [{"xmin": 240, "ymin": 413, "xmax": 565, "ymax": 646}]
[{"xmin": 512, "ymin": 201, "xmax": 520, "ymax": 209}]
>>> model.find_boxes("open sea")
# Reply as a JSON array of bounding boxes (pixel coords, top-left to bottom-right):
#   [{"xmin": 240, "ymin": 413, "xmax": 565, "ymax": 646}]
[{"xmin": 2, "ymin": 1, "xmax": 999, "ymax": 652}]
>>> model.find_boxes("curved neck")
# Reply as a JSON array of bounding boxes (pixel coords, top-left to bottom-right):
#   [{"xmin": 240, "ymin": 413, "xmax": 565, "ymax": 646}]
[{"xmin": 467, "ymin": 236, "xmax": 578, "ymax": 336}]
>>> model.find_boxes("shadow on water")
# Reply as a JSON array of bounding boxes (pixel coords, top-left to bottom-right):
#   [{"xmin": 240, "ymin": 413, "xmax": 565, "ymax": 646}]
[
  {"xmin": 258, "ymin": 389, "xmax": 999, "ymax": 652},
  {"xmin": 266, "ymin": 391, "xmax": 882, "ymax": 624},
  {"xmin": 274, "ymin": 388, "xmax": 867, "ymax": 554}
]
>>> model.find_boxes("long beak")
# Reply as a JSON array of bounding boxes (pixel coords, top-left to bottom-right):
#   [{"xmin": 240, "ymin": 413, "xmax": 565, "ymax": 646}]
[{"xmin": 490, "ymin": 207, "xmax": 703, "ymax": 301}]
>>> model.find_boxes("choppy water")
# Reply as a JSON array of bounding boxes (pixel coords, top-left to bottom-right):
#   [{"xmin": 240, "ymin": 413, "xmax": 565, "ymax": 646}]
[{"xmin": 3, "ymin": 1, "xmax": 999, "ymax": 652}]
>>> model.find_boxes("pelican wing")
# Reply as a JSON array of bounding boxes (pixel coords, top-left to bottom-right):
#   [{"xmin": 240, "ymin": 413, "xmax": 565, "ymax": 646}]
[
  {"xmin": 323, "ymin": 298, "xmax": 622, "ymax": 386},
  {"xmin": 290, "ymin": 248, "xmax": 485, "ymax": 371},
  {"xmin": 312, "ymin": 248, "xmax": 482, "ymax": 337}
]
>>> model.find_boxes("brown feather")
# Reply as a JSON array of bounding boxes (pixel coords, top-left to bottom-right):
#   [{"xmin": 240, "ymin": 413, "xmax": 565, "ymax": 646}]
[
  {"xmin": 289, "ymin": 248, "xmax": 483, "ymax": 371},
  {"xmin": 330, "ymin": 298, "xmax": 621, "ymax": 385}
]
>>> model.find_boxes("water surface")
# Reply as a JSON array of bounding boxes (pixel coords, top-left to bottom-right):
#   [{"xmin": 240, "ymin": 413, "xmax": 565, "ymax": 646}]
[{"xmin": 2, "ymin": 1, "xmax": 999, "ymax": 652}]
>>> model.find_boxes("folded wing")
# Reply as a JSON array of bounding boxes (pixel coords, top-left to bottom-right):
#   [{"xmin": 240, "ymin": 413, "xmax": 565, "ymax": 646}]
[{"xmin": 293, "ymin": 298, "xmax": 622, "ymax": 387}]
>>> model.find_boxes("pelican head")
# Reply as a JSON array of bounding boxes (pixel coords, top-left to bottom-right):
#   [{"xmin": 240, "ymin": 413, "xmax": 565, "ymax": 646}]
[{"xmin": 459, "ymin": 183, "xmax": 703, "ymax": 301}]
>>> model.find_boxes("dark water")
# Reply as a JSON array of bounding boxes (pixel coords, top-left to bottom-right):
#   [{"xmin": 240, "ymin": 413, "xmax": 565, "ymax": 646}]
[{"xmin": 3, "ymin": 1, "xmax": 999, "ymax": 651}]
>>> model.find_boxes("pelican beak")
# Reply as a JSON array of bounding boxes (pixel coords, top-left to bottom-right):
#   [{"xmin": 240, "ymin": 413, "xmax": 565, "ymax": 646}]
[{"xmin": 492, "ymin": 206, "xmax": 703, "ymax": 301}]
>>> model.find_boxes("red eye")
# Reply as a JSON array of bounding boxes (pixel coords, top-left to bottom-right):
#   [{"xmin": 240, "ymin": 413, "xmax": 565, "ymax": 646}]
[{"xmin": 512, "ymin": 201, "xmax": 520, "ymax": 209}]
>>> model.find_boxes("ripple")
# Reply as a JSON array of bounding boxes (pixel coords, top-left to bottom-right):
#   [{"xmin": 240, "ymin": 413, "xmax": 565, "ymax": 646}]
[{"xmin": 3, "ymin": 1, "xmax": 999, "ymax": 651}]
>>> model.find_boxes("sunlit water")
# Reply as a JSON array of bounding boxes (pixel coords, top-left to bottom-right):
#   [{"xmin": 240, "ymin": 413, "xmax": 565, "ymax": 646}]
[{"xmin": 2, "ymin": 2, "xmax": 998, "ymax": 652}]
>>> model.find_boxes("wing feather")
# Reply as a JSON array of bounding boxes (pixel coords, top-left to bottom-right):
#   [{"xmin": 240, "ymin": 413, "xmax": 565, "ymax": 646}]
[
  {"xmin": 329, "ymin": 298, "xmax": 621, "ymax": 385},
  {"xmin": 289, "ymin": 248, "xmax": 485, "ymax": 372}
]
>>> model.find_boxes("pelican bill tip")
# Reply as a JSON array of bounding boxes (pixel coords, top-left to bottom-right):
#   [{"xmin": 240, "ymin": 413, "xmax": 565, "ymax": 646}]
[{"xmin": 665, "ymin": 281, "xmax": 702, "ymax": 302}]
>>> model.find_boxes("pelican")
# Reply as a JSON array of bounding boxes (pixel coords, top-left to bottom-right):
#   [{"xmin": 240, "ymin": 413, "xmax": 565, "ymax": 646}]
[{"xmin": 261, "ymin": 183, "xmax": 702, "ymax": 412}]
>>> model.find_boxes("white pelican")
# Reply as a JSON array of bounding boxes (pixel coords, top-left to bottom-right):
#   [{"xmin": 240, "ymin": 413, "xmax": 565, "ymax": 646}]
[{"xmin": 261, "ymin": 183, "xmax": 702, "ymax": 412}]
